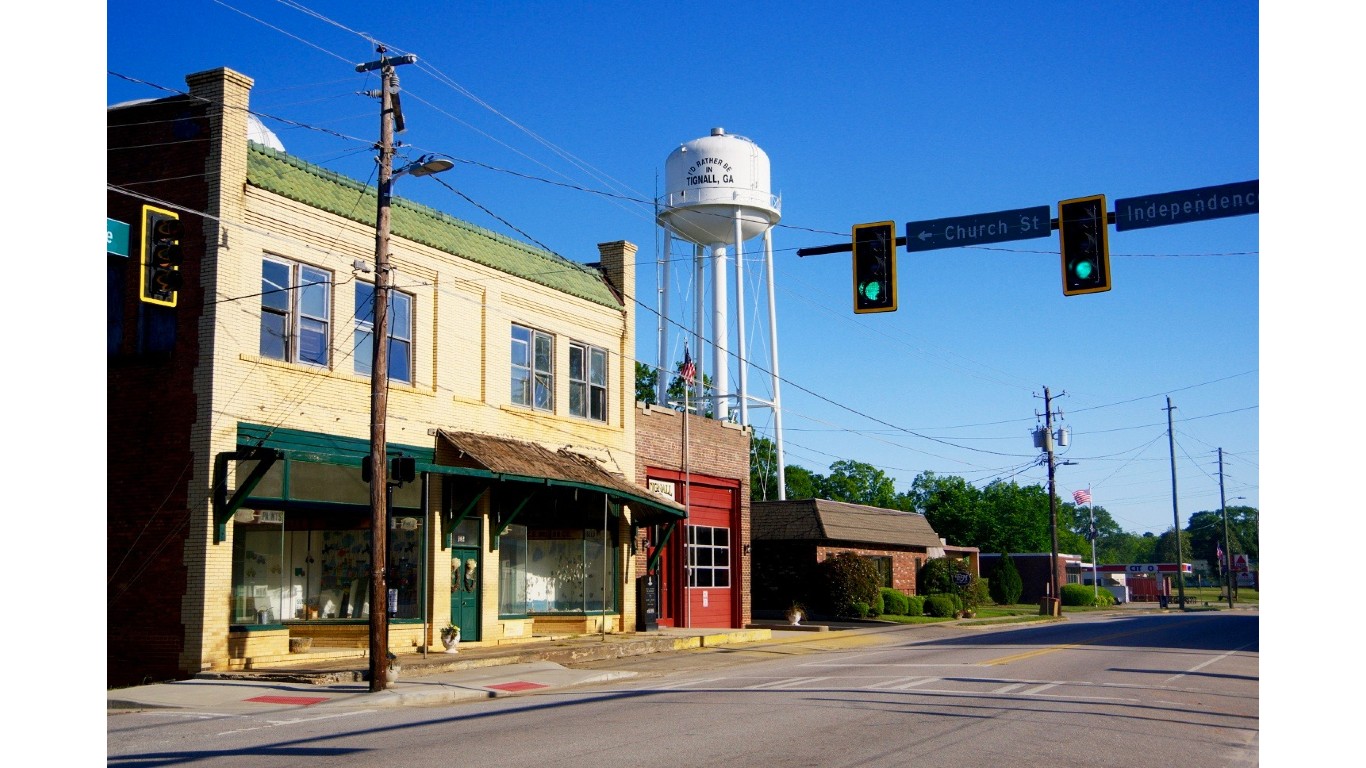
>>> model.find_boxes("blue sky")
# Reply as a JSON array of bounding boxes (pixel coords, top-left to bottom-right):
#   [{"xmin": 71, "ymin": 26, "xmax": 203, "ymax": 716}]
[{"xmin": 101, "ymin": 0, "xmax": 1264, "ymax": 538}]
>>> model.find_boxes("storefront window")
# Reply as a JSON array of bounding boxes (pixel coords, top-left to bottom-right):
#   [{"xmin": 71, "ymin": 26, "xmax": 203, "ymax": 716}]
[
  {"xmin": 498, "ymin": 525, "xmax": 618, "ymax": 616},
  {"xmin": 230, "ymin": 507, "xmax": 423, "ymax": 625},
  {"xmin": 498, "ymin": 524, "xmax": 528, "ymax": 616}
]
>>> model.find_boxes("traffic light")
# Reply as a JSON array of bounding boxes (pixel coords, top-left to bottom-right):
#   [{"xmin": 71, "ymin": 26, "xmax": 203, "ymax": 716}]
[
  {"xmin": 361, "ymin": 456, "xmax": 417, "ymax": 485},
  {"xmin": 1058, "ymin": 194, "xmax": 1111, "ymax": 296},
  {"xmin": 140, "ymin": 205, "xmax": 184, "ymax": 307},
  {"xmin": 852, "ymin": 221, "xmax": 897, "ymax": 313}
]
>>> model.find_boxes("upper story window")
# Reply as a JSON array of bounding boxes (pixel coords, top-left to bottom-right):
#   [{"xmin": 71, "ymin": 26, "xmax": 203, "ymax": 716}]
[
  {"xmin": 568, "ymin": 341, "xmax": 608, "ymax": 422},
  {"xmin": 354, "ymin": 282, "xmax": 414, "ymax": 385},
  {"xmin": 261, "ymin": 256, "xmax": 331, "ymax": 366},
  {"xmin": 511, "ymin": 324, "xmax": 554, "ymax": 411}
]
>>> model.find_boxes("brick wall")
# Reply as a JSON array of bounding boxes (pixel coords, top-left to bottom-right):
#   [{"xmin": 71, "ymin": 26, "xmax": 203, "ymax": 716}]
[
  {"xmin": 633, "ymin": 404, "xmax": 751, "ymax": 628},
  {"xmin": 107, "ymin": 66, "xmax": 644, "ymax": 685}
]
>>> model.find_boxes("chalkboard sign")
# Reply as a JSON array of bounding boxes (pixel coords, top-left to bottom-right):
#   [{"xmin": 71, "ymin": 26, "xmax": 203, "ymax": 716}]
[{"xmin": 637, "ymin": 575, "xmax": 659, "ymax": 631}]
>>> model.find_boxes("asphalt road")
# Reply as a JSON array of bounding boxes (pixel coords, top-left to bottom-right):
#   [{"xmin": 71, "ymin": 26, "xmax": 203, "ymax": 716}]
[{"xmin": 106, "ymin": 611, "xmax": 1257, "ymax": 767}]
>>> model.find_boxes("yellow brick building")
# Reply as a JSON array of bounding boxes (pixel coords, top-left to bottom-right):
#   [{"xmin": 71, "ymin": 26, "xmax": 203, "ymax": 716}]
[{"xmin": 107, "ymin": 67, "xmax": 683, "ymax": 685}]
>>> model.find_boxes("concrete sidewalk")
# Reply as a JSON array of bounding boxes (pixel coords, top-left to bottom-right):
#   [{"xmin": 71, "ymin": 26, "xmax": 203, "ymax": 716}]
[
  {"xmin": 107, "ymin": 624, "xmax": 831, "ymax": 713},
  {"xmin": 109, "ymin": 605, "xmax": 1218, "ymax": 714}
]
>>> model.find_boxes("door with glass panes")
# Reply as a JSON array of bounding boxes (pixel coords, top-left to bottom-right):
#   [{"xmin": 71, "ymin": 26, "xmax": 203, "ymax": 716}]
[{"xmin": 450, "ymin": 546, "xmax": 480, "ymax": 640}]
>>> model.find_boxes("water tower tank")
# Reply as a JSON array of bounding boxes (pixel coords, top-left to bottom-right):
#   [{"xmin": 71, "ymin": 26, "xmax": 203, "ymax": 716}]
[{"xmin": 657, "ymin": 127, "xmax": 781, "ymax": 247}]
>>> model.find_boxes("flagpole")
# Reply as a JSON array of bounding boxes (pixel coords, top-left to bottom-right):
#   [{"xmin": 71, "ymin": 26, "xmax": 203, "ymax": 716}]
[
  {"xmin": 1089, "ymin": 489, "xmax": 1098, "ymax": 601},
  {"xmin": 681, "ymin": 345, "xmax": 693, "ymax": 629}
]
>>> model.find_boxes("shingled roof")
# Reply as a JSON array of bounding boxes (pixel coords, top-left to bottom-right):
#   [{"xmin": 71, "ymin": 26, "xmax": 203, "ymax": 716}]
[
  {"xmin": 752, "ymin": 499, "xmax": 944, "ymax": 549},
  {"xmin": 436, "ymin": 430, "xmax": 685, "ymax": 520},
  {"xmin": 245, "ymin": 143, "xmax": 620, "ymax": 309}
]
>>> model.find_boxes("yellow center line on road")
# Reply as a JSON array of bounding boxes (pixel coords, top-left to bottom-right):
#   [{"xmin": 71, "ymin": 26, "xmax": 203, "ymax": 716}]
[{"xmin": 980, "ymin": 626, "xmax": 1155, "ymax": 666}]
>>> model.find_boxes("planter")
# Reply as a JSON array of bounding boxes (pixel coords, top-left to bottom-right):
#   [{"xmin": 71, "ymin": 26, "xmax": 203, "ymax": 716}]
[
  {"xmin": 786, "ymin": 610, "xmax": 803, "ymax": 626},
  {"xmin": 441, "ymin": 631, "xmax": 460, "ymax": 653}
]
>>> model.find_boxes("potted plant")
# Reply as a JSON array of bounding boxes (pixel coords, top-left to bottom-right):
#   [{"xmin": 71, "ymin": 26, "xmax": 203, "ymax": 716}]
[
  {"xmin": 440, "ymin": 624, "xmax": 461, "ymax": 653},
  {"xmin": 785, "ymin": 602, "xmax": 806, "ymax": 626},
  {"xmin": 386, "ymin": 651, "xmax": 401, "ymax": 684}
]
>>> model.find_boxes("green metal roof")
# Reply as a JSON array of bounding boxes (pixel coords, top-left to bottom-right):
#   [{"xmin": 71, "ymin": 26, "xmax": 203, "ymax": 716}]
[{"xmin": 245, "ymin": 143, "xmax": 621, "ymax": 309}]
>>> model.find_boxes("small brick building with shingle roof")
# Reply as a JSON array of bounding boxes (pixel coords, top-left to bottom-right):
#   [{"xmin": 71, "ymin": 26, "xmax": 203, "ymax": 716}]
[{"xmin": 750, "ymin": 499, "xmax": 978, "ymax": 614}]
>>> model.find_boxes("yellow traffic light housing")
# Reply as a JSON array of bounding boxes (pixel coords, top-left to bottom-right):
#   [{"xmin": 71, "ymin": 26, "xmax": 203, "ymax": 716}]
[
  {"xmin": 140, "ymin": 205, "xmax": 184, "ymax": 307},
  {"xmin": 1058, "ymin": 195, "xmax": 1111, "ymax": 296}
]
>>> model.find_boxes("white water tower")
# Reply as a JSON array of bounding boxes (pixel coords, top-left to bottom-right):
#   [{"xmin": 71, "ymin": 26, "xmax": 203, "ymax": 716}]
[{"xmin": 655, "ymin": 127, "xmax": 789, "ymax": 497}]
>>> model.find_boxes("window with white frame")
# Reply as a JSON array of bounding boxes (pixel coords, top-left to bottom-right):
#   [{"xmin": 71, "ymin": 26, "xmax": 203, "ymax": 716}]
[
  {"xmin": 687, "ymin": 525, "xmax": 730, "ymax": 587},
  {"xmin": 354, "ymin": 282, "xmax": 414, "ymax": 384},
  {"xmin": 568, "ymin": 341, "xmax": 608, "ymax": 422},
  {"xmin": 511, "ymin": 324, "xmax": 554, "ymax": 411},
  {"xmin": 261, "ymin": 256, "xmax": 331, "ymax": 366}
]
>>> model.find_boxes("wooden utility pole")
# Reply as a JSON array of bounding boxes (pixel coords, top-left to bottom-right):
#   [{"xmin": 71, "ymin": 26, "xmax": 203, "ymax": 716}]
[
  {"xmin": 358, "ymin": 45, "xmax": 417, "ymax": 693},
  {"xmin": 1166, "ymin": 397, "xmax": 1186, "ymax": 610},
  {"xmin": 1043, "ymin": 386, "xmax": 1060, "ymax": 612},
  {"xmin": 1219, "ymin": 447, "xmax": 1234, "ymax": 609}
]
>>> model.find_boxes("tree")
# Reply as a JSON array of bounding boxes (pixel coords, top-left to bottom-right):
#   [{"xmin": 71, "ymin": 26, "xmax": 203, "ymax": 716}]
[
  {"xmin": 750, "ymin": 436, "xmax": 781, "ymax": 502},
  {"xmin": 783, "ymin": 465, "xmax": 821, "ymax": 500},
  {"xmin": 979, "ymin": 480, "xmax": 1051, "ymax": 553},
  {"xmin": 632, "ymin": 358, "xmax": 714, "ymax": 417},
  {"xmin": 1185, "ymin": 506, "xmax": 1258, "ymax": 565},
  {"xmin": 819, "ymin": 460, "xmax": 898, "ymax": 508},
  {"xmin": 1153, "ymin": 527, "xmax": 1194, "ymax": 564},
  {"xmin": 989, "ymin": 553, "xmax": 1024, "ymax": 605},
  {"xmin": 634, "ymin": 362, "xmax": 659, "ymax": 406},
  {"xmin": 911, "ymin": 471, "xmax": 986, "ymax": 548}
]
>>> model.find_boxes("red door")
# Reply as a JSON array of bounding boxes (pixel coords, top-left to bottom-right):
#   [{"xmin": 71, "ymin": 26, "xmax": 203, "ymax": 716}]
[{"xmin": 684, "ymin": 484, "xmax": 735, "ymax": 628}]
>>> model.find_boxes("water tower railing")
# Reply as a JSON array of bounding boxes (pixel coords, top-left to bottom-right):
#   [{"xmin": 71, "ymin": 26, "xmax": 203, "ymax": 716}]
[{"xmin": 655, "ymin": 187, "xmax": 782, "ymax": 214}]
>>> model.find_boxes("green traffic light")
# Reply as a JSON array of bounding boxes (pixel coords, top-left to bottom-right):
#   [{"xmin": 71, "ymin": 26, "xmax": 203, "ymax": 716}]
[
  {"xmin": 860, "ymin": 281, "xmax": 882, "ymax": 302},
  {"xmin": 1074, "ymin": 260, "xmax": 1093, "ymax": 280}
]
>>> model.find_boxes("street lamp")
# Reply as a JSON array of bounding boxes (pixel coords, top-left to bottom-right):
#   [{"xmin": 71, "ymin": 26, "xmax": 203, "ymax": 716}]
[{"xmin": 362, "ymin": 45, "xmax": 451, "ymax": 692}]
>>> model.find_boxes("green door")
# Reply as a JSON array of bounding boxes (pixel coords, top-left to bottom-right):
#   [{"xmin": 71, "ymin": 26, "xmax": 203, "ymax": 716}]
[{"xmin": 450, "ymin": 546, "xmax": 480, "ymax": 641}]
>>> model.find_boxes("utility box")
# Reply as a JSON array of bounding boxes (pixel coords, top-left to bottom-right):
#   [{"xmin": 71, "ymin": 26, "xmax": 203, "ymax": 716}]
[{"xmin": 636, "ymin": 574, "xmax": 660, "ymax": 631}]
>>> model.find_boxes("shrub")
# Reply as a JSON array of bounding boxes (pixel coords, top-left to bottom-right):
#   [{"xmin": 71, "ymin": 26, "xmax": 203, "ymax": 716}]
[
  {"xmin": 1094, "ymin": 589, "xmax": 1117, "ymax": 607},
  {"xmin": 989, "ymin": 554, "xmax": 1024, "ymax": 605},
  {"xmin": 852, "ymin": 601, "xmax": 871, "ymax": 618},
  {"xmin": 924, "ymin": 594, "xmax": 957, "ymax": 618},
  {"xmin": 1060, "ymin": 584, "xmax": 1095, "ymax": 606},
  {"xmin": 870, "ymin": 590, "xmax": 885, "ymax": 617},
  {"xmin": 907, "ymin": 595, "xmax": 925, "ymax": 616},
  {"xmin": 881, "ymin": 588, "xmax": 909, "ymax": 616},
  {"xmin": 918, "ymin": 558, "xmax": 957, "ymax": 595},
  {"xmin": 816, "ymin": 551, "xmax": 882, "ymax": 617},
  {"xmin": 964, "ymin": 576, "xmax": 990, "ymax": 611}
]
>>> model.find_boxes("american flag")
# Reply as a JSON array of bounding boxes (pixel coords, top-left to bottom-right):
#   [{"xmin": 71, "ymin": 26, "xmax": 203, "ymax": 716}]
[
  {"xmin": 1216, "ymin": 542, "xmax": 1224, "ymax": 573},
  {"xmin": 680, "ymin": 345, "xmax": 696, "ymax": 385},
  {"xmin": 1073, "ymin": 488, "xmax": 1092, "ymax": 505}
]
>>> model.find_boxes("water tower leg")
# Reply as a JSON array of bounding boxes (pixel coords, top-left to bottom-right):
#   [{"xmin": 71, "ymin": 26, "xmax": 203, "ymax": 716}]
[
  {"xmin": 733, "ymin": 211, "xmax": 748, "ymax": 426},
  {"xmin": 763, "ymin": 227, "xmax": 787, "ymax": 500},
  {"xmin": 712, "ymin": 244, "xmax": 728, "ymax": 422},
  {"xmin": 657, "ymin": 230, "xmax": 672, "ymax": 406}
]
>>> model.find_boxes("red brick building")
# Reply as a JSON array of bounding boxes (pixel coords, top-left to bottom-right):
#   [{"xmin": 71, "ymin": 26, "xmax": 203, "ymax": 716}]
[
  {"xmin": 633, "ymin": 403, "xmax": 752, "ymax": 629},
  {"xmin": 751, "ymin": 499, "xmax": 977, "ymax": 615}
]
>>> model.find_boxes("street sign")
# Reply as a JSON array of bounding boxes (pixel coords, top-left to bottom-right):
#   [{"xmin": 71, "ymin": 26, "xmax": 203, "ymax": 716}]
[
  {"xmin": 1113, "ymin": 179, "xmax": 1258, "ymax": 231},
  {"xmin": 107, "ymin": 217, "xmax": 130, "ymax": 257},
  {"xmin": 904, "ymin": 205, "xmax": 1051, "ymax": 253}
]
